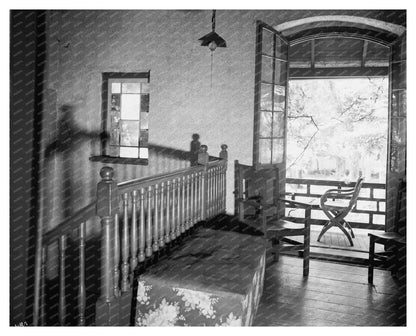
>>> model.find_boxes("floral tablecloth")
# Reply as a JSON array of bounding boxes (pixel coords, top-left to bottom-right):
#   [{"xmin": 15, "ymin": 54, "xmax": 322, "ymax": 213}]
[{"xmin": 135, "ymin": 228, "xmax": 266, "ymax": 326}]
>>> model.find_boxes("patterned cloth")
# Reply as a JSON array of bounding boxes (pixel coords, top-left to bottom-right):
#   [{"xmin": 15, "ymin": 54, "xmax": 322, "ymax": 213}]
[{"xmin": 135, "ymin": 228, "xmax": 266, "ymax": 326}]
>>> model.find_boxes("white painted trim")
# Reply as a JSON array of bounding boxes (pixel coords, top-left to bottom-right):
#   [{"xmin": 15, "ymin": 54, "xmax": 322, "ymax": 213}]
[{"xmin": 274, "ymin": 15, "xmax": 406, "ymax": 36}]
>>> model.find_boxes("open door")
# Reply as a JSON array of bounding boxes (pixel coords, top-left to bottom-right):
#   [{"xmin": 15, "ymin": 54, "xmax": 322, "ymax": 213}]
[
  {"xmin": 386, "ymin": 32, "xmax": 406, "ymax": 232},
  {"xmin": 253, "ymin": 21, "xmax": 289, "ymax": 198}
]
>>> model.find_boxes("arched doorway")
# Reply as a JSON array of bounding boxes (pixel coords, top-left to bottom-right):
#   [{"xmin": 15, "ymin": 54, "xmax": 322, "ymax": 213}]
[{"xmin": 253, "ymin": 16, "xmax": 406, "ymax": 246}]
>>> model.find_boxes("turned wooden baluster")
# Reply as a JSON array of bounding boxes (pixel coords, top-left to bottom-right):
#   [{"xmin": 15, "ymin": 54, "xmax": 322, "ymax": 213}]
[
  {"xmin": 131, "ymin": 190, "xmax": 139, "ymax": 271},
  {"xmin": 113, "ymin": 212, "xmax": 120, "ymax": 297},
  {"xmin": 146, "ymin": 186, "xmax": 153, "ymax": 257},
  {"xmin": 176, "ymin": 179, "xmax": 182, "ymax": 237},
  {"xmin": 198, "ymin": 145, "xmax": 209, "ymax": 220},
  {"xmin": 207, "ymin": 168, "xmax": 212, "ymax": 218},
  {"xmin": 171, "ymin": 179, "xmax": 177, "ymax": 240},
  {"xmin": 95, "ymin": 167, "xmax": 119, "ymax": 325},
  {"xmin": 198, "ymin": 171, "xmax": 203, "ymax": 221},
  {"xmin": 78, "ymin": 222, "xmax": 86, "ymax": 326},
  {"xmin": 153, "ymin": 184, "xmax": 159, "ymax": 252},
  {"xmin": 139, "ymin": 189, "xmax": 146, "ymax": 261},
  {"xmin": 190, "ymin": 173, "xmax": 196, "ymax": 227},
  {"xmin": 185, "ymin": 174, "xmax": 190, "ymax": 230},
  {"xmin": 159, "ymin": 182, "xmax": 165, "ymax": 248},
  {"xmin": 121, "ymin": 193, "xmax": 130, "ymax": 292},
  {"xmin": 166, "ymin": 181, "xmax": 172, "ymax": 243},
  {"xmin": 194, "ymin": 173, "xmax": 199, "ymax": 224},
  {"xmin": 59, "ymin": 234, "xmax": 66, "ymax": 326},
  {"xmin": 181, "ymin": 176, "xmax": 186, "ymax": 232},
  {"xmin": 214, "ymin": 166, "xmax": 219, "ymax": 215}
]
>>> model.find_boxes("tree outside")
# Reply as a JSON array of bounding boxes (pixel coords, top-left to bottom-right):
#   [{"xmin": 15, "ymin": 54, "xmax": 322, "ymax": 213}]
[{"xmin": 287, "ymin": 77, "xmax": 388, "ymax": 184}]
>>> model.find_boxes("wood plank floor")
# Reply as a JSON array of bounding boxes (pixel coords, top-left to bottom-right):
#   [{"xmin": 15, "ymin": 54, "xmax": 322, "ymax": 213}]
[
  {"xmin": 310, "ymin": 225, "xmax": 384, "ymax": 252},
  {"xmin": 254, "ymin": 255, "xmax": 406, "ymax": 326}
]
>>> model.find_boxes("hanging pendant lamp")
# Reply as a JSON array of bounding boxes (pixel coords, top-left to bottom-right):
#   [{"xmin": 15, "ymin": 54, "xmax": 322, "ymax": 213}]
[
  {"xmin": 198, "ymin": 10, "xmax": 227, "ymax": 51},
  {"xmin": 199, "ymin": 10, "xmax": 226, "ymax": 87}
]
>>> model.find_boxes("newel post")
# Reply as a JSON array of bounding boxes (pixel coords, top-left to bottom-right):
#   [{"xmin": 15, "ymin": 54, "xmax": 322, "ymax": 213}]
[
  {"xmin": 95, "ymin": 167, "xmax": 120, "ymax": 325},
  {"xmin": 198, "ymin": 145, "xmax": 209, "ymax": 220},
  {"xmin": 219, "ymin": 144, "xmax": 228, "ymax": 161}
]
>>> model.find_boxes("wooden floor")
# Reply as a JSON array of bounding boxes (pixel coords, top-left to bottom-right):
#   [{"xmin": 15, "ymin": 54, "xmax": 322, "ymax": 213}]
[
  {"xmin": 254, "ymin": 255, "xmax": 406, "ymax": 326},
  {"xmin": 306, "ymin": 225, "xmax": 385, "ymax": 263},
  {"xmin": 310, "ymin": 225, "xmax": 383, "ymax": 252}
]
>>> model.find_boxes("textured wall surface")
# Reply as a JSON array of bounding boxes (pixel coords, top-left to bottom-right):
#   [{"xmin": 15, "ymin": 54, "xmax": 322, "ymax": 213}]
[{"xmin": 40, "ymin": 9, "xmax": 406, "ymax": 230}]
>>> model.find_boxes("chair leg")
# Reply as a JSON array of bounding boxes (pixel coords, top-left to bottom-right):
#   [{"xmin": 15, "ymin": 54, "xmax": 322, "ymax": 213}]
[
  {"xmin": 368, "ymin": 236, "xmax": 375, "ymax": 284},
  {"xmin": 341, "ymin": 219, "xmax": 355, "ymax": 238},
  {"xmin": 337, "ymin": 222, "xmax": 354, "ymax": 246},
  {"xmin": 317, "ymin": 221, "xmax": 334, "ymax": 242},
  {"xmin": 273, "ymin": 238, "xmax": 281, "ymax": 262}
]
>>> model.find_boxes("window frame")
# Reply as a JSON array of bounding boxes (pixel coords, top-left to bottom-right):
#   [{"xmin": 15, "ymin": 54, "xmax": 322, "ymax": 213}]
[{"xmin": 92, "ymin": 71, "xmax": 150, "ymax": 165}]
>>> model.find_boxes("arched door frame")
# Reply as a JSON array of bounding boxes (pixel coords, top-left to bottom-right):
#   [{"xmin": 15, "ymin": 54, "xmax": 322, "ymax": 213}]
[{"xmin": 273, "ymin": 15, "xmax": 406, "ymax": 232}]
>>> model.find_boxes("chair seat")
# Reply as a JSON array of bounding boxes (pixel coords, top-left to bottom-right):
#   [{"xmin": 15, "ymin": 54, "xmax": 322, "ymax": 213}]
[
  {"xmin": 368, "ymin": 231, "xmax": 405, "ymax": 244},
  {"xmin": 267, "ymin": 219, "xmax": 305, "ymax": 232}
]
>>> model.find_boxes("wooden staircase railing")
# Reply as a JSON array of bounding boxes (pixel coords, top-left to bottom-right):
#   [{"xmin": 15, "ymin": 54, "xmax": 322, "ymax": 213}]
[{"xmin": 33, "ymin": 144, "xmax": 228, "ymax": 326}]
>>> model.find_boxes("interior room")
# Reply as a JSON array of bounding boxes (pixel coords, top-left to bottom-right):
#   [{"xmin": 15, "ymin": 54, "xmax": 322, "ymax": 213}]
[{"xmin": 10, "ymin": 9, "xmax": 406, "ymax": 326}]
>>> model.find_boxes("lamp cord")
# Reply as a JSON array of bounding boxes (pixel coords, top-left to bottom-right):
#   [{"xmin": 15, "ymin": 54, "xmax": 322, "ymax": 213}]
[{"xmin": 211, "ymin": 50, "xmax": 214, "ymax": 88}]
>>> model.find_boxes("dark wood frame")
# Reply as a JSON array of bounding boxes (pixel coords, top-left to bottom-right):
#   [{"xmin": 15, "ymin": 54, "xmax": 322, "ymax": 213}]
[{"xmin": 253, "ymin": 21, "xmax": 289, "ymax": 171}]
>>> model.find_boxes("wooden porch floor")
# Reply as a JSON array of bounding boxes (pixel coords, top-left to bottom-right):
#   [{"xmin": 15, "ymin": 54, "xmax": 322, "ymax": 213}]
[
  {"xmin": 254, "ymin": 255, "xmax": 406, "ymax": 326},
  {"xmin": 307, "ymin": 225, "xmax": 385, "ymax": 263}
]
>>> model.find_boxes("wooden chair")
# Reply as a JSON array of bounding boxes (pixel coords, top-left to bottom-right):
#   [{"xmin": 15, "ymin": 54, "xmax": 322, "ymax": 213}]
[
  {"xmin": 234, "ymin": 161, "xmax": 312, "ymax": 276},
  {"xmin": 368, "ymin": 178, "xmax": 406, "ymax": 284},
  {"xmin": 317, "ymin": 177, "xmax": 364, "ymax": 246}
]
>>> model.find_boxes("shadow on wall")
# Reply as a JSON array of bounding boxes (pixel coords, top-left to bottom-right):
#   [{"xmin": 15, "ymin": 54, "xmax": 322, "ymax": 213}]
[{"xmin": 45, "ymin": 104, "xmax": 106, "ymax": 219}]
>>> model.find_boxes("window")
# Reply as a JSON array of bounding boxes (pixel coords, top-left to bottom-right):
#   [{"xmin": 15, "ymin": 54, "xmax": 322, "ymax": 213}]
[{"xmin": 101, "ymin": 72, "xmax": 150, "ymax": 162}]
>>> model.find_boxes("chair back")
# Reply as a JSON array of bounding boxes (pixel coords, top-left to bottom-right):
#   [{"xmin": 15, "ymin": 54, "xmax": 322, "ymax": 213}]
[
  {"xmin": 234, "ymin": 160, "xmax": 279, "ymax": 216},
  {"xmin": 395, "ymin": 178, "xmax": 406, "ymax": 236},
  {"xmin": 320, "ymin": 176, "xmax": 364, "ymax": 214}
]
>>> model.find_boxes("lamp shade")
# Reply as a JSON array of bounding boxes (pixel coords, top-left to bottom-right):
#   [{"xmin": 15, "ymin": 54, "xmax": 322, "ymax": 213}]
[{"xmin": 198, "ymin": 31, "xmax": 227, "ymax": 48}]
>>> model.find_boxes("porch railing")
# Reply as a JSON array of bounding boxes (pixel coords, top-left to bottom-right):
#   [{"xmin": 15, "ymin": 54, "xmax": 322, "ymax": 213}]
[
  {"xmin": 285, "ymin": 177, "xmax": 386, "ymax": 230},
  {"xmin": 33, "ymin": 144, "xmax": 228, "ymax": 326}
]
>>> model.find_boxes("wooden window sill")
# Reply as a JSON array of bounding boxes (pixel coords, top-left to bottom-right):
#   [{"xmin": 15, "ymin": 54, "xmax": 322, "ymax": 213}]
[{"xmin": 89, "ymin": 155, "xmax": 149, "ymax": 165}]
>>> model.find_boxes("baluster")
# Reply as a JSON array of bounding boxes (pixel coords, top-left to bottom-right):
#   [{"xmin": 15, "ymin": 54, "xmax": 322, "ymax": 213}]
[
  {"xmin": 208, "ymin": 169, "xmax": 212, "ymax": 218},
  {"xmin": 146, "ymin": 186, "xmax": 153, "ymax": 257},
  {"xmin": 210, "ymin": 168, "xmax": 214, "ymax": 217},
  {"xmin": 171, "ymin": 179, "xmax": 177, "ymax": 240},
  {"xmin": 181, "ymin": 176, "xmax": 186, "ymax": 232},
  {"xmin": 121, "ymin": 193, "xmax": 130, "ymax": 292},
  {"xmin": 194, "ymin": 173, "xmax": 199, "ymax": 223},
  {"xmin": 159, "ymin": 183, "xmax": 165, "ymax": 248},
  {"xmin": 40, "ymin": 246, "xmax": 46, "ymax": 326},
  {"xmin": 218, "ymin": 166, "xmax": 222, "ymax": 213},
  {"xmin": 78, "ymin": 222, "xmax": 86, "ymax": 326},
  {"xmin": 176, "ymin": 177, "xmax": 183, "ymax": 237},
  {"xmin": 131, "ymin": 190, "xmax": 139, "ymax": 269},
  {"xmin": 190, "ymin": 173, "xmax": 195, "ymax": 227},
  {"xmin": 59, "ymin": 234, "xmax": 66, "ymax": 326},
  {"xmin": 222, "ymin": 164, "xmax": 226, "ymax": 212},
  {"xmin": 113, "ymin": 212, "xmax": 120, "ymax": 297},
  {"xmin": 166, "ymin": 181, "xmax": 171, "ymax": 243},
  {"xmin": 153, "ymin": 184, "xmax": 159, "ymax": 252},
  {"xmin": 202, "ymin": 169, "xmax": 207, "ymax": 220},
  {"xmin": 139, "ymin": 188, "xmax": 146, "ymax": 261},
  {"xmin": 185, "ymin": 174, "xmax": 190, "ymax": 230},
  {"xmin": 198, "ymin": 171, "xmax": 203, "ymax": 221},
  {"xmin": 214, "ymin": 167, "xmax": 218, "ymax": 215}
]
